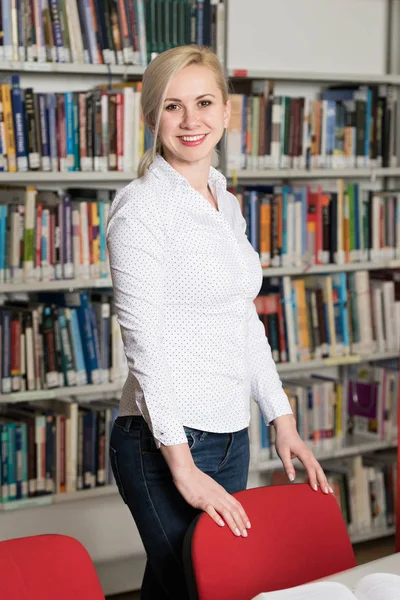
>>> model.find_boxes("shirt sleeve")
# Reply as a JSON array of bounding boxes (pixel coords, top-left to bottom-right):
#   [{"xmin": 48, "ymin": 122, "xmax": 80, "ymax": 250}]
[
  {"xmin": 106, "ymin": 183, "xmax": 188, "ymax": 447},
  {"xmin": 246, "ymin": 300, "xmax": 293, "ymax": 424}
]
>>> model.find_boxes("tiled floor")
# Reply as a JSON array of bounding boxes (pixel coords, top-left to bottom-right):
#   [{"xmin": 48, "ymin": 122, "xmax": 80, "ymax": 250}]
[{"xmin": 106, "ymin": 536, "xmax": 396, "ymax": 599}]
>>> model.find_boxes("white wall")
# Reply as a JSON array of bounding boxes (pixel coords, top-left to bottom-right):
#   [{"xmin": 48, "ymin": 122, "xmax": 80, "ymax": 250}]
[{"xmin": 228, "ymin": 0, "xmax": 388, "ymax": 75}]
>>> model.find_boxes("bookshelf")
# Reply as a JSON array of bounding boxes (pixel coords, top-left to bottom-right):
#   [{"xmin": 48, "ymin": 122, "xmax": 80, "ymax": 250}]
[
  {"xmin": 0, "ymin": 382, "xmax": 121, "ymax": 404},
  {"xmin": 252, "ymin": 437, "xmax": 398, "ymax": 474},
  {"xmin": 0, "ymin": 484, "xmax": 118, "ymax": 512},
  {"xmin": 0, "ymin": 278, "xmax": 112, "ymax": 293},
  {"xmin": 228, "ymin": 69, "xmax": 400, "ymax": 85},
  {"xmin": 228, "ymin": 168, "xmax": 400, "ymax": 180},
  {"xmin": 0, "ymin": 0, "xmax": 399, "ymax": 596},
  {"xmin": 0, "ymin": 172, "xmax": 136, "ymax": 184},
  {"xmin": 0, "ymin": 61, "xmax": 145, "ymax": 77},
  {"xmin": 262, "ymin": 262, "xmax": 400, "ymax": 278}
]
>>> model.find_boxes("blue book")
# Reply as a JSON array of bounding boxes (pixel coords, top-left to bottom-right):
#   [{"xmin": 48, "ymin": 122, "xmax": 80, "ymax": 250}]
[
  {"xmin": 73, "ymin": 95, "xmax": 80, "ymax": 171},
  {"xmin": 6, "ymin": 423, "xmax": 16, "ymax": 502},
  {"xmin": 248, "ymin": 191, "xmax": 259, "ymax": 251},
  {"xmin": 98, "ymin": 202, "xmax": 107, "ymax": 277},
  {"xmin": 20, "ymin": 422, "xmax": 28, "ymax": 499},
  {"xmin": 332, "ymin": 273, "xmax": 350, "ymax": 356},
  {"xmin": 65, "ymin": 92, "xmax": 75, "ymax": 171},
  {"xmin": 67, "ymin": 308, "xmax": 88, "ymax": 386},
  {"xmin": 11, "ymin": 75, "xmax": 28, "ymax": 172},
  {"xmin": 0, "ymin": 423, "xmax": 8, "ymax": 501},
  {"xmin": 65, "ymin": 291, "xmax": 101, "ymax": 385}
]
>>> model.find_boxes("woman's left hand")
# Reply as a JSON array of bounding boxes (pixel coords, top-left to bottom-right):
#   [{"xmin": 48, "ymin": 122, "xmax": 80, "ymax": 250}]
[{"xmin": 272, "ymin": 414, "xmax": 333, "ymax": 495}]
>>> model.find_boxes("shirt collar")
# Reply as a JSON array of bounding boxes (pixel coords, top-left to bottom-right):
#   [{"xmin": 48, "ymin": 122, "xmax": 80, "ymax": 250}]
[{"xmin": 148, "ymin": 154, "xmax": 227, "ymax": 193}]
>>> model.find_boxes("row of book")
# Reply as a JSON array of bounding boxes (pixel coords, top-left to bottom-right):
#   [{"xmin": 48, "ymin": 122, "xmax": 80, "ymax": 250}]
[
  {"xmin": 3, "ymin": 76, "xmax": 400, "ymax": 176},
  {"xmin": 269, "ymin": 453, "xmax": 397, "ymax": 535},
  {"xmin": 234, "ymin": 183, "xmax": 400, "ymax": 269},
  {"xmin": 0, "ymin": 77, "xmax": 147, "ymax": 173},
  {"xmin": 228, "ymin": 84, "xmax": 397, "ymax": 171},
  {"xmin": 256, "ymin": 270, "xmax": 399, "ymax": 364},
  {"xmin": 0, "ymin": 187, "xmax": 113, "ymax": 285},
  {"xmin": 0, "ymin": 400, "xmax": 119, "ymax": 502},
  {"xmin": 251, "ymin": 361, "xmax": 399, "ymax": 460},
  {"xmin": 0, "ymin": 0, "xmax": 224, "ymax": 67},
  {"xmin": 0, "ymin": 291, "xmax": 128, "ymax": 395}
]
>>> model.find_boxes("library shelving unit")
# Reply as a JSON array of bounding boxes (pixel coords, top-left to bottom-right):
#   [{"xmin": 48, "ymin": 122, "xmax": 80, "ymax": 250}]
[
  {"xmin": 1, "ymin": 0, "xmax": 400, "ymax": 595},
  {"xmin": 223, "ymin": 0, "xmax": 400, "ymax": 558}
]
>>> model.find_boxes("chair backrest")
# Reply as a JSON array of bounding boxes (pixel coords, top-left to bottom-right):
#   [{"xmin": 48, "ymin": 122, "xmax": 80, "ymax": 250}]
[
  {"xmin": 183, "ymin": 484, "xmax": 356, "ymax": 600},
  {"xmin": 0, "ymin": 534, "xmax": 105, "ymax": 600}
]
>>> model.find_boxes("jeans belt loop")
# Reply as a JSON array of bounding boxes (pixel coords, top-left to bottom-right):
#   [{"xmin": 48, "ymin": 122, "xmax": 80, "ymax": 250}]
[{"xmin": 123, "ymin": 416, "xmax": 133, "ymax": 433}]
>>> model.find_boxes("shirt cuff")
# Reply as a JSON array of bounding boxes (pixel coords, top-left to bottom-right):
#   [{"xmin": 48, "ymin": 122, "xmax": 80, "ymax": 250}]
[{"xmin": 261, "ymin": 390, "xmax": 294, "ymax": 425}]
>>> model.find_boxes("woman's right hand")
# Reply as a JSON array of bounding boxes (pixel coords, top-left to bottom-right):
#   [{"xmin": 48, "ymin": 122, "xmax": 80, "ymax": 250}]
[{"xmin": 172, "ymin": 465, "xmax": 251, "ymax": 537}]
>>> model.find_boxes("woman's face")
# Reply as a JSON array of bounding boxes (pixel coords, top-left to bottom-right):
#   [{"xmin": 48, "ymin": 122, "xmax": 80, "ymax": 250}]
[{"xmin": 158, "ymin": 64, "xmax": 230, "ymax": 168}]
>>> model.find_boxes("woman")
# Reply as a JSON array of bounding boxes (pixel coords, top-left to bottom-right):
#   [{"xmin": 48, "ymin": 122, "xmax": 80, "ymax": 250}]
[{"xmin": 106, "ymin": 45, "xmax": 331, "ymax": 600}]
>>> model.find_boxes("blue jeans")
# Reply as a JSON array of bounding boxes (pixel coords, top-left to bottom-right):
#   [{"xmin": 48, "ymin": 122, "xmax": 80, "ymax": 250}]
[{"xmin": 110, "ymin": 415, "xmax": 250, "ymax": 600}]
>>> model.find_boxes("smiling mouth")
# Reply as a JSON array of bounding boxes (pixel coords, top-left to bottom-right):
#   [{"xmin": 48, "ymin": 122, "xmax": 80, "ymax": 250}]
[{"xmin": 178, "ymin": 134, "xmax": 209, "ymax": 141}]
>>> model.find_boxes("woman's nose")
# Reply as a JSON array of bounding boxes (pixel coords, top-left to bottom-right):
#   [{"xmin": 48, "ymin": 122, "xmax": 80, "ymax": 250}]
[{"xmin": 180, "ymin": 109, "xmax": 200, "ymax": 129}]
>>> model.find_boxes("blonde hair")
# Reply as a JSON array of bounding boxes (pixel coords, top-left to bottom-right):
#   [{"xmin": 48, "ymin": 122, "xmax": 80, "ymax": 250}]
[{"xmin": 137, "ymin": 45, "xmax": 229, "ymax": 178}]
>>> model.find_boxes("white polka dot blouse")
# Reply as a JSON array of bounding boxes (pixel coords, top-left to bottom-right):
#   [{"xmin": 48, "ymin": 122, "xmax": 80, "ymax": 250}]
[{"xmin": 106, "ymin": 154, "xmax": 293, "ymax": 447}]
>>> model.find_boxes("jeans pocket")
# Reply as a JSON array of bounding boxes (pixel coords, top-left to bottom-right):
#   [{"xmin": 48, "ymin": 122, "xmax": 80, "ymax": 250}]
[
  {"xmin": 183, "ymin": 428, "xmax": 199, "ymax": 451},
  {"xmin": 217, "ymin": 433, "xmax": 234, "ymax": 472},
  {"xmin": 109, "ymin": 446, "xmax": 128, "ymax": 504}
]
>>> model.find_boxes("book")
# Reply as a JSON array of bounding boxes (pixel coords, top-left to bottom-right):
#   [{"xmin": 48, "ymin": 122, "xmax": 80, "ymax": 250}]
[{"xmin": 253, "ymin": 572, "xmax": 400, "ymax": 599}]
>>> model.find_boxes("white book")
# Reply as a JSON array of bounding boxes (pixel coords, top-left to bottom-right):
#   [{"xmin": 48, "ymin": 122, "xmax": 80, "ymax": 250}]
[
  {"xmin": 123, "ymin": 88, "xmax": 135, "ymax": 173},
  {"xmin": 382, "ymin": 281, "xmax": 396, "ymax": 351},
  {"xmin": 355, "ymin": 271, "xmax": 375, "ymax": 353},
  {"xmin": 253, "ymin": 573, "xmax": 400, "ymax": 599}
]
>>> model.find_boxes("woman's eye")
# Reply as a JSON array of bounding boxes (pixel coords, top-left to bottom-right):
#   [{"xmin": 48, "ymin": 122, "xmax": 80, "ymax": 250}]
[
  {"xmin": 199, "ymin": 100, "xmax": 212, "ymax": 107},
  {"xmin": 165, "ymin": 104, "xmax": 179, "ymax": 111}
]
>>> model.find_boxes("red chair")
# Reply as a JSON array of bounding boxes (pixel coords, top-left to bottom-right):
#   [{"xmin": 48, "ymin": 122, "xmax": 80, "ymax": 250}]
[
  {"xmin": 0, "ymin": 534, "xmax": 105, "ymax": 600},
  {"xmin": 183, "ymin": 483, "xmax": 356, "ymax": 600}
]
